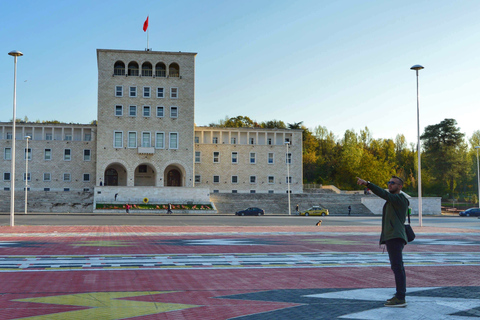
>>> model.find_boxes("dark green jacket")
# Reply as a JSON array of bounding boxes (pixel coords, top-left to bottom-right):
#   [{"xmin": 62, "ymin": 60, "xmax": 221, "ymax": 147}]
[{"xmin": 367, "ymin": 182, "xmax": 409, "ymax": 245}]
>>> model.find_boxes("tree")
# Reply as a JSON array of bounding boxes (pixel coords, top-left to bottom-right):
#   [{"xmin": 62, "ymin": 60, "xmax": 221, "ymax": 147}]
[
  {"xmin": 420, "ymin": 119, "xmax": 468, "ymax": 195},
  {"xmin": 288, "ymin": 121, "xmax": 303, "ymax": 129}
]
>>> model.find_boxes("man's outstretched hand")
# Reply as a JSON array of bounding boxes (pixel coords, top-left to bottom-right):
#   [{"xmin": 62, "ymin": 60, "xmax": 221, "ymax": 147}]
[{"xmin": 356, "ymin": 177, "xmax": 367, "ymax": 186}]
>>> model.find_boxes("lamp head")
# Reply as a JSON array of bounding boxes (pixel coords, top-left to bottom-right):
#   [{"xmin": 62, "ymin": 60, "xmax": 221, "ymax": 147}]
[
  {"xmin": 25, "ymin": 136, "xmax": 31, "ymax": 139},
  {"xmin": 8, "ymin": 50, "xmax": 23, "ymax": 57},
  {"xmin": 475, "ymin": 146, "xmax": 480, "ymax": 149},
  {"xmin": 410, "ymin": 65, "xmax": 424, "ymax": 71}
]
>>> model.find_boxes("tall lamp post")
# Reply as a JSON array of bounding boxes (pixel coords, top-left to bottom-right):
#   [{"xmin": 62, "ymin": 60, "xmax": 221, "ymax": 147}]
[
  {"xmin": 25, "ymin": 136, "xmax": 31, "ymax": 214},
  {"xmin": 475, "ymin": 146, "xmax": 480, "ymax": 208},
  {"xmin": 285, "ymin": 141, "xmax": 291, "ymax": 215},
  {"xmin": 411, "ymin": 64, "xmax": 424, "ymax": 227},
  {"xmin": 8, "ymin": 50, "xmax": 23, "ymax": 227}
]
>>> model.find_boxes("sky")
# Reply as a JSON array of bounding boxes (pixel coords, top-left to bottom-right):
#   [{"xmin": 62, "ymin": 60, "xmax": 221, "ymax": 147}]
[{"xmin": 1, "ymin": 0, "xmax": 479, "ymax": 146}]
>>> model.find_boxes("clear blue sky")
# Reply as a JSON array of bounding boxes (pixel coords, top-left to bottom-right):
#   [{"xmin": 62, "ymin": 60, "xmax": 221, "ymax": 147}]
[{"xmin": 1, "ymin": 0, "xmax": 479, "ymax": 145}]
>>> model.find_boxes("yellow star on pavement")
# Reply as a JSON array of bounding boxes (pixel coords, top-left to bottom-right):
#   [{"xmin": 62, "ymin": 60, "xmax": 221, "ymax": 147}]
[{"xmin": 14, "ymin": 291, "xmax": 199, "ymax": 319}]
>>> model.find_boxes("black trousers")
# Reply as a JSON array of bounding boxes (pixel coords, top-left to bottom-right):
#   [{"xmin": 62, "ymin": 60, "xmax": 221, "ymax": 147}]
[{"xmin": 385, "ymin": 238, "xmax": 406, "ymax": 300}]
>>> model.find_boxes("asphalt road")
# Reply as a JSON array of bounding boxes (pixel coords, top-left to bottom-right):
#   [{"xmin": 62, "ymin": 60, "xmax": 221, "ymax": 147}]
[{"xmin": 1, "ymin": 213, "xmax": 480, "ymax": 229}]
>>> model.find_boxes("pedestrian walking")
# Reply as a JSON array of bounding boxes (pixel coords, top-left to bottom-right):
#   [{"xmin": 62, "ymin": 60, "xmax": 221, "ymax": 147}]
[
  {"xmin": 356, "ymin": 176, "xmax": 409, "ymax": 307},
  {"xmin": 348, "ymin": 205, "xmax": 351, "ymax": 216},
  {"xmin": 115, "ymin": 193, "xmax": 118, "ymax": 201},
  {"xmin": 295, "ymin": 204, "xmax": 299, "ymax": 215},
  {"xmin": 167, "ymin": 203, "xmax": 172, "ymax": 214},
  {"xmin": 125, "ymin": 203, "xmax": 130, "ymax": 214}
]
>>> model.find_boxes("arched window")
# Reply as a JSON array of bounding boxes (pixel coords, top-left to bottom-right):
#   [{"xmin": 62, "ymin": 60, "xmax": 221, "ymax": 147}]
[
  {"xmin": 142, "ymin": 62, "xmax": 153, "ymax": 77},
  {"xmin": 169, "ymin": 63, "xmax": 180, "ymax": 77},
  {"xmin": 128, "ymin": 62, "xmax": 139, "ymax": 76},
  {"xmin": 114, "ymin": 61, "xmax": 125, "ymax": 75},
  {"xmin": 155, "ymin": 62, "xmax": 166, "ymax": 77}
]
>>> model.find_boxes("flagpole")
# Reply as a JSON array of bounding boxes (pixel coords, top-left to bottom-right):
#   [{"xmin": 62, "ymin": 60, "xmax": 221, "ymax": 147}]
[{"xmin": 147, "ymin": 27, "xmax": 149, "ymax": 50}]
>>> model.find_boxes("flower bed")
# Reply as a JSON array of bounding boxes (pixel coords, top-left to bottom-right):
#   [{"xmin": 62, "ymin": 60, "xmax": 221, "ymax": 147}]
[{"xmin": 96, "ymin": 203, "xmax": 213, "ymax": 210}]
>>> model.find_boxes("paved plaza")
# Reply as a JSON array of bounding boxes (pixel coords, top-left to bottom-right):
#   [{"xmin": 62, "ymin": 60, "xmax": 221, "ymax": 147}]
[{"xmin": 0, "ymin": 224, "xmax": 479, "ymax": 319}]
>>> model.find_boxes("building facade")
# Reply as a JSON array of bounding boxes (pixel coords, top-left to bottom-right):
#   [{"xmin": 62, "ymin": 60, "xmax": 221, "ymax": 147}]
[{"xmin": 0, "ymin": 49, "xmax": 303, "ymax": 210}]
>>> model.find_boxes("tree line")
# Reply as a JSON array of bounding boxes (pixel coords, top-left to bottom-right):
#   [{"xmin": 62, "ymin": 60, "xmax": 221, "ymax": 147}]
[{"xmin": 210, "ymin": 116, "xmax": 480, "ymax": 202}]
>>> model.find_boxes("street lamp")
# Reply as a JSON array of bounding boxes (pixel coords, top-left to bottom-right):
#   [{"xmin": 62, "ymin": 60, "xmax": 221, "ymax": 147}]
[
  {"xmin": 8, "ymin": 50, "xmax": 23, "ymax": 227},
  {"xmin": 411, "ymin": 64, "xmax": 424, "ymax": 227},
  {"xmin": 285, "ymin": 141, "xmax": 291, "ymax": 215},
  {"xmin": 25, "ymin": 136, "xmax": 31, "ymax": 214},
  {"xmin": 475, "ymin": 146, "xmax": 480, "ymax": 208}
]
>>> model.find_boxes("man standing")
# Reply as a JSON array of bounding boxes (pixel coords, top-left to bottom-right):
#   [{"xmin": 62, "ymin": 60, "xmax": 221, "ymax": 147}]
[{"xmin": 357, "ymin": 176, "xmax": 409, "ymax": 307}]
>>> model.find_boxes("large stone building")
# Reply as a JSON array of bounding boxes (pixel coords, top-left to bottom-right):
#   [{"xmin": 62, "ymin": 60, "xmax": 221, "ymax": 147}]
[{"xmin": 0, "ymin": 49, "xmax": 303, "ymax": 212}]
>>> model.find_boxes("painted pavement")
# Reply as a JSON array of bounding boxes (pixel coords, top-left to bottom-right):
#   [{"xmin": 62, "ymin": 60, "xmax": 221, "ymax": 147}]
[{"xmin": 0, "ymin": 227, "xmax": 479, "ymax": 319}]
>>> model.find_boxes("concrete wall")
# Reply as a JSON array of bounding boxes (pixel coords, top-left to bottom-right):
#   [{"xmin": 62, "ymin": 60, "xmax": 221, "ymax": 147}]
[{"xmin": 361, "ymin": 196, "xmax": 442, "ymax": 215}]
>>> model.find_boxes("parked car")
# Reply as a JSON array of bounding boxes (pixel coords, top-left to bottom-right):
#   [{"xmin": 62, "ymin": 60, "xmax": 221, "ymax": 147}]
[
  {"xmin": 235, "ymin": 207, "xmax": 265, "ymax": 216},
  {"xmin": 300, "ymin": 206, "xmax": 329, "ymax": 216},
  {"xmin": 459, "ymin": 208, "xmax": 480, "ymax": 217}
]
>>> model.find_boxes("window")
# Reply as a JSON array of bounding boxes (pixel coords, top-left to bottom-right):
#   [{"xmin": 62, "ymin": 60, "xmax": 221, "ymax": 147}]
[
  {"xmin": 142, "ymin": 62, "xmax": 153, "ymax": 76},
  {"xmin": 142, "ymin": 132, "xmax": 151, "ymax": 147},
  {"xmin": 169, "ymin": 63, "xmax": 180, "ymax": 77},
  {"xmin": 155, "ymin": 62, "xmax": 166, "ymax": 77},
  {"xmin": 155, "ymin": 132, "xmax": 164, "ymax": 149},
  {"xmin": 64, "ymin": 134, "xmax": 72, "ymax": 141},
  {"xmin": 268, "ymin": 153, "xmax": 274, "ymax": 164},
  {"xmin": 114, "ymin": 61, "xmax": 125, "ymax": 75},
  {"xmin": 44, "ymin": 188, "xmax": 50, "ymax": 191},
  {"xmin": 128, "ymin": 132, "xmax": 137, "ymax": 148},
  {"xmin": 6, "ymin": 132, "xmax": 12, "ymax": 140},
  {"xmin": 194, "ymin": 136, "xmax": 199, "ymax": 143},
  {"xmin": 3, "ymin": 172, "xmax": 10, "ymax": 181},
  {"xmin": 170, "ymin": 106, "xmax": 178, "ymax": 118},
  {"xmin": 250, "ymin": 176, "xmax": 256, "ymax": 184},
  {"xmin": 286, "ymin": 177, "xmax": 292, "ymax": 184},
  {"xmin": 129, "ymin": 86, "xmax": 137, "ymax": 97},
  {"xmin": 213, "ymin": 152, "xmax": 219, "ymax": 163},
  {"xmin": 268, "ymin": 190, "xmax": 274, "ymax": 194},
  {"xmin": 129, "ymin": 106, "xmax": 137, "ymax": 116},
  {"xmin": 212, "ymin": 137, "xmax": 218, "ymax": 144},
  {"xmin": 286, "ymin": 153, "xmax": 292, "ymax": 164},
  {"xmin": 128, "ymin": 62, "xmax": 139, "ymax": 76},
  {"xmin": 231, "ymin": 176, "xmax": 238, "ymax": 184},
  {"xmin": 213, "ymin": 175, "xmax": 220, "ymax": 183},
  {"xmin": 250, "ymin": 152, "xmax": 256, "ymax": 164},
  {"xmin": 170, "ymin": 87, "xmax": 178, "ymax": 99},
  {"xmin": 114, "ymin": 132, "xmax": 123, "ymax": 148},
  {"xmin": 43, "ymin": 173, "xmax": 51, "ymax": 181},
  {"xmin": 169, "ymin": 133, "xmax": 178, "ymax": 149},
  {"xmin": 143, "ymin": 87, "xmax": 151, "ymax": 98},
  {"xmin": 84, "ymin": 134, "xmax": 91, "ymax": 141},
  {"xmin": 115, "ymin": 85, "xmax": 123, "ymax": 97},
  {"xmin": 64, "ymin": 173, "xmax": 71, "ymax": 181},
  {"xmin": 157, "ymin": 87, "xmax": 164, "ymax": 98},
  {"xmin": 64, "ymin": 188, "xmax": 70, "ymax": 192},
  {"xmin": 83, "ymin": 174, "xmax": 90, "ymax": 182},
  {"xmin": 268, "ymin": 176, "xmax": 275, "ymax": 184},
  {"xmin": 44, "ymin": 149, "xmax": 51, "ymax": 161},
  {"xmin": 195, "ymin": 151, "xmax": 201, "ymax": 163},
  {"xmin": 64, "ymin": 149, "xmax": 71, "ymax": 161},
  {"xmin": 250, "ymin": 190, "xmax": 256, "ymax": 194},
  {"xmin": 4, "ymin": 148, "xmax": 11, "ymax": 160},
  {"xmin": 84, "ymin": 149, "xmax": 91, "ymax": 161},
  {"xmin": 195, "ymin": 175, "xmax": 201, "ymax": 183},
  {"xmin": 115, "ymin": 105, "xmax": 123, "ymax": 116},
  {"xmin": 83, "ymin": 188, "xmax": 90, "ymax": 192},
  {"xmin": 231, "ymin": 152, "xmax": 238, "ymax": 164},
  {"xmin": 231, "ymin": 137, "xmax": 237, "ymax": 144},
  {"xmin": 249, "ymin": 137, "xmax": 255, "ymax": 145},
  {"xmin": 143, "ymin": 106, "xmax": 151, "ymax": 117},
  {"xmin": 268, "ymin": 138, "xmax": 272, "ymax": 145},
  {"xmin": 156, "ymin": 106, "xmax": 164, "ymax": 117},
  {"xmin": 24, "ymin": 148, "xmax": 32, "ymax": 161},
  {"xmin": 23, "ymin": 173, "xmax": 31, "ymax": 181},
  {"xmin": 213, "ymin": 190, "xmax": 219, "ymax": 193},
  {"xmin": 45, "ymin": 133, "xmax": 53, "ymax": 140},
  {"xmin": 232, "ymin": 190, "xmax": 237, "ymax": 193}
]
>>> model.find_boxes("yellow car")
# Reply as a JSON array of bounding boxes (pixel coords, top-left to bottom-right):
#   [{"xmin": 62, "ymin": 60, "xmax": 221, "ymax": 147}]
[{"xmin": 300, "ymin": 206, "xmax": 329, "ymax": 216}]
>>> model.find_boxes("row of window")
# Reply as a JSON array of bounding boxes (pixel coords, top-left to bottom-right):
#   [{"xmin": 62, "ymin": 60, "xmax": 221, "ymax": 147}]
[
  {"xmin": 115, "ymin": 86, "xmax": 179, "ymax": 99},
  {"xmin": 3, "ymin": 172, "xmax": 91, "ymax": 182},
  {"xmin": 2, "ymin": 187, "xmax": 90, "ymax": 192},
  {"xmin": 195, "ymin": 175, "xmax": 293, "ymax": 184},
  {"xmin": 114, "ymin": 61, "xmax": 180, "ymax": 77},
  {"xmin": 195, "ymin": 151, "xmax": 292, "ymax": 164},
  {"xmin": 195, "ymin": 137, "xmax": 291, "ymax": 146},
  {"xmin": 213, "ymin": 190, "xmax": 286, "ymax": 194},
  {"xmin": 115, "ymin": 105, "xmax": 178, "ymax": 118},
  {"xmin": 4, "ymin": 148, "xmax": 91, "ymax": 161},
  {"xmin": 1, "ymin": 133, "xmax": 92, "ymax": 141},
  {"xmin": 113, "ymin": 131, "xmax": 178, "ymax": 149}
]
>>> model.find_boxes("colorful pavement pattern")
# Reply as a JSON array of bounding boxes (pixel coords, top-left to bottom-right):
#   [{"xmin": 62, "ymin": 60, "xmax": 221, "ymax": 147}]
[{"xmin": 0, "ymin": 225, "xmax": 480, "ymax": 319}]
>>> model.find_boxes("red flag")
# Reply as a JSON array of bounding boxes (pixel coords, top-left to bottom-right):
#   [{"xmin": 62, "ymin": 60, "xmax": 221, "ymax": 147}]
[{"xmin": 143, "ymin": 16, "xmax": 149, "ymax": 32}]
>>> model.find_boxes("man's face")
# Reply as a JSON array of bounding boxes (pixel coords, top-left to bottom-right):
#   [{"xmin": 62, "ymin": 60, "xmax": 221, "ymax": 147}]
[{"xmin": 387, "ymin": 178, "xmax": 403, "ymax": 194}]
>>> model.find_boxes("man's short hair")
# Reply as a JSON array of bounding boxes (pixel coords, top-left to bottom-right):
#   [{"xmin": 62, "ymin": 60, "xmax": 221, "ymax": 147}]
[{"xmin": 392, "ymin": 176, "xmax": 404, "ymax": 186}]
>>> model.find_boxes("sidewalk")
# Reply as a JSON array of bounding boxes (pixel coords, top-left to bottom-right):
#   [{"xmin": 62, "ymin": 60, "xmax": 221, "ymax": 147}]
[{"xmin": 0, "ymin": 225, "xmax": 479, "ymax": 319}]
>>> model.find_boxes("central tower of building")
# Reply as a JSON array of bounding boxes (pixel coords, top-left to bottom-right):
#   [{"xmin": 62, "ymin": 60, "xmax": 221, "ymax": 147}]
[{"xmin": 96, "ymin": 49, "xmax": 197, "ymax": 187}]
